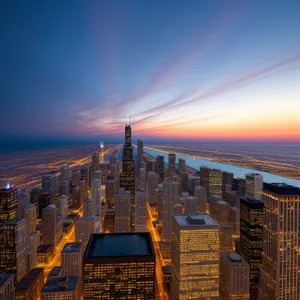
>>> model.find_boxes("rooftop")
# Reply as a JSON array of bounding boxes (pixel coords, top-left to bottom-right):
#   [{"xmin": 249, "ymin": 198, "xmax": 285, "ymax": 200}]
[
  {"xmin": 61, "ymin": 243, "xmax": 82, "ymax": 253},
  {"xmin": 228, "ymin": 252, "xmax": 242, "ymax": 262},
  {"xmin": 77, "ymin": 216, "xmax": 95, "ymax": 221},
  {"xmin": 42, "ymin": 277, "xmax": 79, "ymax": 293},
  {"xmin": 264, "ymin": 182, "xmax": 300, "ymax": 195},
  {"xmin": 0, "ymin": 273, "xmax": 14, "ymax": 288},
  {"xmin": 37, "ymin": 244, "xmax": 53, "ymax": 253},
  {"xmin": 15, "ymin": 268, "xmax": 44, "ymax": 291},
  {"xmin": 174, "ymin": 213, "xmax": 219, "ymax": 227},
  {"xmin": 84, "ymin": 232, "xmax": 154, "ymax": 259},
  {"xmin": 49, "ymin": 266, "xmax": 63, "ymax": 277}
]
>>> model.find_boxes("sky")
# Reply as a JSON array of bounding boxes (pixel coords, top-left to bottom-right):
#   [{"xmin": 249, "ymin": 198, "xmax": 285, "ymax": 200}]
[{"xmin": 1, "ymin": 0, "xmax": 300, "ymax": 142}]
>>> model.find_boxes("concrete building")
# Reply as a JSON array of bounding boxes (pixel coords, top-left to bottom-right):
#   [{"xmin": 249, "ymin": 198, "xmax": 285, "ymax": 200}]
[
  {"xmin": 146, "ymin": 171, "xmax": 158, "ymax": 205},
  {"xmin": 27, "ymin": 232, "xmax": 38, "ymax": 271},
  {"xmin": 136, "ymin": 139, "xmax": 144, "ymax": 174},
  {"xmin": 219, "ymin": 222, "xmax": 233, "ymax": 252},
  {"xmin": 245, "ymin": 174, "xmax": 263, "ymax": 201},
  {"xmin": 84, "ymin": 199, "xmax": 93, "ymax": 217},
  {"xmin": 114, "ymin": 188, "xmax": 131, "ymax": 233},
  {"xmin": 0, "ymin": 273, "xmax": 14, "ymax": 300},
  {"xmin": 57, "ymin": 195, "xmax": 68, "ymax": 219},
  {"xmin": 91, "ymin": 178, "xmax": 101, "ymax": 216},
  {"xmin": 103, "ymin": 208, "xmax": 115, "ymax": 233},
  {"xmin": 183, "ymin": 196, "xmax": 197, "ymax": 214},
  {"xmin": 259, "ymin": 183, "xmax": 300, "ymax": 300},
  {"xmin": 75, "ymin": 217, "xmax": 96, "ymax": 251},
  {"xmin": 0, "ymin": 184, "xmax": 18, "ymax": 223},
  {"xmin": 178, "ymin": 158, "xmax": 185, "ymax": 174},
  {"xmin": 83, "ymin": 233, "xmax": 155, "ymax": 299},
  {"xmin": 171, "ymin": 214, "xmax": 220, "ymax": 299},
  {"xmin": 17, "ymin": 189, "xmax": 30, "ymax": 219},
  {"xmin": 168, "ymin": 153, "xmax": 176, "ymax": 175},
  {"xmin": 61, "ymin": 243, "xmax": 83, "ymax": 277},
  {"xmin": 135, "ymin": 191, "xmax": 147, "ymax": 232},
  {"xmin": 41, "ymin": 204, "xmax": 56, "ymax": 245},
  {"xmin": 24, "ymin": 203, "xmax": 36, "ymax": 234},
  {"xmin": 220, "ymin": 252, "xmax": 250, "ymax": 300},
  {"xmin": 194, "ymin": 185, "xmax": 206, "ymax": 213},
  {"xmin": 105, "ymin": 178, "xmax": 115, "ymax": 208},
  {"xmin": 156, "ymin": 155, "xmax": 165, "ymax": 184}
]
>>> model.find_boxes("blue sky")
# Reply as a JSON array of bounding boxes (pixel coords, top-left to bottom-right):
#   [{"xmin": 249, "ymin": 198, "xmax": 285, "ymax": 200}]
[{"xmin": 1, "ymin": 0, "xmax": 300, "ymax": 140}]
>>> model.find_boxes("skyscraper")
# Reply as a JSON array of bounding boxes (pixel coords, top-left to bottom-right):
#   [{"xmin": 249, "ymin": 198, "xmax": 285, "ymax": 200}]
[
  {"xmin": 114, "ymin": 188, "xmax": 131, "ymax": 233},
  {"xmin": 178, "ymin": 158, "xmax": 185, "ymax": 174},
  {"xmin": 91, "ymin": 178, "xmax": 101, "ymax": 217},
  {"xmin": 170, "ymin": 214, "xmax": 220, "ymax": 299},
  {"xmin": 236, "ymin": 197, "xmax": 263, "ymax": 296},
  {"xmin": 61, "ymin": 243, "xmax": 83, "ymax": 277},
  {"xmin": 120, "ymin": 124, "xmax": 135, "ymax": 205},
  {"xmin": 83, "ymin": 232, "xmax": 155, "ymax": 299},
  {"xmin": 135, "ymin": 191, "xmax": 147, "ymax": 232},
  {"xmin": 136, "ymin": 139, "xmax": 144, "ymax": 173},
  {"xmin": 194, "ymin": 185, "xmax": 206, "ymax": 213},
  {"xmin": 168, "ymin": 153, "xmax": 176, "ymax": 175},
  {"xmin": 92, "ymin": 151, "xmax": 100, "ymax": 172},
  {"xmin": 60, "ymin": 164, "xmax": 70, "ymax": 182},
  {"xmin": 200, "ymin": 166, "xmax": 222, "ymax": 197},
  {"xmin": 75, "ymin": 216, "xmax": 96, "ymax": 250},
  {"xmin": 146, "ymin": 171, "xmax": 158, "ymax": 205},
  {"xmin": 245, "ymin": 174, "xmax": 263, "ymax": 201},
  {"xmin": 156, "ymin": 155, "xmax": 165, "ymax": 184},
  {"xmin": 0, "ymin": 184, "xmax": 18, "ymax": 223},
  {"xmin": 0, "ymin": 273, "xmax": 14, "ymax": 300},
  {"xmin": 41, "ymin": 205, "xmax": 56, "ymax": 245},
  {"xmin": 259, "ymin": 183, "xmax": 300, "ymax": 300},
  {"xmin": 183, "ymin": 196, "xmax": 197, "ymax": 214},
  {"xmin": 219, "ymin": 252, "xmax": 250, "ymax": 300}
]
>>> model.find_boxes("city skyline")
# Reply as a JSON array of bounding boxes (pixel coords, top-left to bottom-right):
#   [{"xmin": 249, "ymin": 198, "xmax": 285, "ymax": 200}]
[{"xmin": 1, "ymin": 0, "xmax": 300, "ymax": 141}]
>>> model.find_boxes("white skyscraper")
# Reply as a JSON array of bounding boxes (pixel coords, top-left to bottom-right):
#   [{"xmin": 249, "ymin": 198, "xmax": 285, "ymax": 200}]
[
  {"xmin": 245, "ymin": 173, "xmax": 263, "ymax": 200},
  {"xmin": 135, "ymin": 191, "xmax": 147, "ymax": 232},
  {"xmin": 75, "ymin": 216, "xmax": 96, "ymax": 251},
  {"xmin": 58, "ymin": 195, "xmax": 68, "ymax": 219}
]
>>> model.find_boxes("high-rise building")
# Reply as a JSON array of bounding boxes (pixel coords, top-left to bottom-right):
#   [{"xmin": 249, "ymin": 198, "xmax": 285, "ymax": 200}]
[
  {"xmin": 84, "ymin": 199, "xmax": 93, "ymax": 217},
  {"xmin": 183, "ymin": 196, "xmax": 197, "ymax": 214},
  {"xmin": 236, "ymin": 197, "xmax": 263, "ymax": 295},
  {"xmin": 41, "ymin": 277, "xmax": 81, "ymax": 300},
  {"xmin": 71, "ymin": 185, "xmax": 81, "ymax": 210},
  {"xmin": 194, "ymin": 185, "xmax": 206, "ymax": 213},
  {"xmin": 200, "ymin": 166, "xmax": 222, "ymax": 197},
  {"xmin": 162, "ymin": 180, "xmax": 179, "ymax": 241},
  {"xmin": 100, "ymin": 142, "xmax": 104, "ymax": 163},
  {"xmin": 178, "ymin": 158, "xmax": 185, "ymax": 174},
  {"xmin": 136, "ymin": 139, "xmax": 144, "ymax": 173},
  {"xmin": 71, "ymin": 169, "xmax": 81, "ymax": 187},
  {"xmin": 220, "ymin": 252, "xmax": 250, "ymax": 300},
  {"xmin": 59, "ymin": 180, "xmax": 69, "ymax": 198},
  {"xmin": 27, "ymin": 232, "xmax": 38, "ymax": 271},
  {"xmin": 120, "ymin": 124, "xmax": 135, "ymax": 205},
  {"xmin": 135, "ymin": 191, "xmax": 146, "ymax": 232},
  {"xmin": 105, "ymin": 178, "xmax": 115, "ymax": 208},
  {"xmin": 222, "ymin": 171, "xmax": 234, "ymax": 198},
  {"xmin": 170, "ymin": 214, "xmax": 220, "ymax": 299},
  {"xmin": 0, "ymin": 273, "xmax": 14, "ymax": 300},
  {"xmin": 17, "ymin": 189, "xmax": 30, "ymax": 219},
  {"xmin": 114, "ymin": 188, "xmax": 131, "ymax": 233},
  {"xmin": 0, "ymin": 218, "xmax": 27, "ymax": 282},
  {"xmin": 0, "ymin": 184, "xmax": 18, "ymax": 223},
  {"xmin": 83, "ymin": 232, "xmax": 155, "ymax": 299},
  {"xmin": 214, "ymin": 200, "xmax": 230, "ymax": 222},
  {"xmin": 180, "ymin": 173, "xmax": 189, "ymax": 193},
  {"xmin": 24, "ymin": 203, "xmax": 36, "ymax": 234},
  {"xmin": 41, "ymin": 205, "xmax": 56, "ymax": 245},
  {"xmin": 219, "ymin": 222, "xmax": 234, "ymax": 252},
  {"xmin": 245, "ymin": 174, "xmax": 263, "ymax": 201},
  {"xmin": 61, "ymin": 243, "xmax": 83, "ymax": 277},
  {"xmin": 60, "ymin": 164, "xmax": 70, "ymax": 182},
  {"xmin": 168, "ymin": 153, "xmax": 176, "ymax": 175},
  {"xmin": 259, "ymin": 183, "xmax": 300, "ymax": 300},
  {"xmin": 92, "ymin": 151, "xmax": 100, "ymax": 172},
  {"xmin": 38, "ymin": 193, "xmax": 51, "ymax": 219},
  {"xmin": 146, "ymin": 171, "xmax": 158, "ymax": 205},
  {"xmin": 91, "ymin": 178, "xmax": 101, "ymax": 217},
  {"xmin": 57, "ymin": 195, "xmax": 68, "ymax": 219},
  {"xmin": 80, "ymin": 166, "xmax": 90, "ymax": 189},
  {"xmin": 15, "ymin": 268, "xmax": 45, "ymax": 300},
  {"xmin": 156, "ymin": 155, "xmax": 165, "ymax": 184},
  {"xmin": 42, "ymin": 173, "xmax": 57, "ymax": 199},
  {"xmin": 103, "ymin": 208, "xmax": 115, "ymax": 233},
  {"xmin": 75, "ymin": 216, "xmax": 96, "ymax": 250}
]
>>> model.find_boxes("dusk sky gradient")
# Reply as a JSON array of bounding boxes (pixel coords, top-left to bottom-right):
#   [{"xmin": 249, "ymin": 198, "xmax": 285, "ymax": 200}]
[{"xmin": 1, "ymin": 0, "xmax": 300, "ymax": 141}]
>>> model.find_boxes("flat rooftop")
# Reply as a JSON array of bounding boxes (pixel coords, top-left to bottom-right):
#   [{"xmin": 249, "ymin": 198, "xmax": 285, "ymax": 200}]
[
  {"xmin": 49, "ymin": 266, "xmax": 63, "ymax": 277},
  {"xmin": 84, "ymin": 233, "xmax": 154, "ymax": 258},
  {"xmin": 15, "ymin": 268, "xmax": 44, "ymax": 291},
  {"xmin": 174, "ymin": 213, "xmax": 219, "ymax": 227},
  {"xmin": 0, "ymin": 273, "xmax": 14, "ymax": 288},
  {"xmin": 264, "ymin": 182, "xmax": 300, "ymax": 195},
  {"xmin": 37, "ymin": 244, "xmax": 53, "ymax": 253},
  {"xmin": 228, "ymin": 252, "xmax": 242, "ymax": 262},
  {"xmin": 61, "ymin": 243, "xmax": 82, "ymax": 253},
  {"xmin": 42, "ymin": 277, "xmax": 79, "ymax": 293}
]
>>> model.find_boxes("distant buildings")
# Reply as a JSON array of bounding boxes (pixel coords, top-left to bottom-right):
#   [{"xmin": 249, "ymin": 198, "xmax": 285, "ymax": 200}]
[
  {"xmin": 156, "ymin": 155, "xmax": 165, "ymax": 184},
  {"xmin": 83, "ymin": 233, "xmax": 155, "ymax": 299},
  {"xmin": 259, "ymin": 183, "xmax": 300, "ymax": 299},
  {"xmin": 168, "ymin": 153, "xmax": 176, "ymax": 175},
  {"xmin": 245, "ymin": 174, "xmax": 263, "ymax": 201},
  {"xmin": 200, "ymin": 166, "xmax": 222, "ymax": 197},
  {"xmin": 171, "ymin": 214, "xmax": 220, "ymax": 299}
]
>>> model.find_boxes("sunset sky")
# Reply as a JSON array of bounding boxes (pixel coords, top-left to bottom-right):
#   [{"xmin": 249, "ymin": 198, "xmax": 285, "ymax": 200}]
[{"xmin": 1, "ymin": 0, "xmax": 300, "ymax": 141}]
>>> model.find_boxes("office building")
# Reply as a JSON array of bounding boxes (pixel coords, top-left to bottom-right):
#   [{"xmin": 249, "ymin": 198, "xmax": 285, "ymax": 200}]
[
  {"xmin": 27, "ymin": 232, "xmax": 38, "ymax": 271},
  {"xmin": 15, "ymin": 268, "xmax": 45, "ymax": 300},
  {"xmin": 220, "ymin": 252, "xmax": 250, "ymax": 300},
  {"xmin": 42, "ymin": 173, "xmax": 57, "ymax": 202},
  {"xmin": 168, "ymin": 153, "xmax": 176, "ymax": 175},
  {"xmin": 105, "ymin": 178, "xmax": 115, "ymax": 208},
  {"xmin": 219, "ymin": 222, "xmax": 233, "ymax": 252},
  {"xmin": 136, "ymin": 139, "xmax": 144, "ymax": 174},
  {"xmin": 215, "ymin": 200, "xmax": 230, "ymax": 222},
  {"xmin": 103, "ymin": 208, "xmax": 115, "ymax": 233},
  {"xmin": 17, "ymin": 189, "xmax": 30, "ymax": 219},
  {"xmin": 180, "ymin": 173, "xmax": 189, "ymax": 193},
  {"xmin": 61, "ymin": 243, "xmax": 83, "ymax": 277},
  {"xmin": 170, "ymin": 214, "xmax": 220, "ymax": 299},
  {"xmin": 48, "ymin": 266, "xmax": 63, "ymax": 279},
  {"xmin": 0, "ymin": 273, "xmax": 14, "ymax": 300},
  {"xmin": 178, "ymin": 158, "xmax": 185, "ymax": 174},
  {"xmin": 41, "ymin": 276, "xmax": 81, "ymax": 300},
  {"xmin": 83, "ymin": 232, "xmax": 155, "ymax": 299},
  {"xmin": 79, "ymin": 179, "xmax": 86, "ymax": 206},
  {"xmin": 183, "ymin": 196, "xmax": 197, "ymax": 214},
  {"xmin": 41, "ymin": 205, "xmax": 56, "ymax": 245},
  {"xmin": 200, "ymin": 166, "xmax": 222, "ymax": 197},
  {"xmin": 92, "ymin": 151, "xmax": 100, "ymax": 172},
  {"xmin": 146, "ymin": 171, "xmax": 158, "ymax": 205},
  {"xmin": 259, "ymin": 183, "xmax": 300, "ymax": 300},
  {"xmin": 162, "ymin": 180, "xmax": 179, "ymax": 241},
  {"xmin": 38, "ymin": 193, "xmax": 52, "ymax": 219},
  {"xmin": 194, "ymin": 185, "xmax": 206, "ymax": 213},
  {"xmin": 57, "ymin": 195, "xmax": 68, "ymax": 219},
  {"xmin": 156, "ymin": 155, "xmax": 165, "ymax": 184},
  {"xmin": 24, "ymin": 203, "xmax": 36, "ymax": 234},
  {"xmin": 0, "ymin": 184, "xmax": 18, "ymax": 223},
  {"xmin": 71, "ymin": 185, "xmax": 80, "ymax": 210},
  {"xmin": 222, "ymin": 171, "xmax": 234, "ymax": 198},
  {"xmin": 0, "ymin": 218, "xmax": 27, "ymax": 282},
  {"xmin": 75, "ymin": 216, "xmax": 96, "ymax": 250},
  {"xmin": 80, "ymin": 166, "xmax": 90, "ymax": 189},
  {"xmin": 84, "ymin": 199, "xmax": 93, "ymax": 217},
  {"xmin": 91, "ymin": 178, "xmax": 101, "ymax": 217},
  {"xmin": 114, "ymin": 188, "xmax": 131, "ymax": 232},
  {"xmin": 135, "ymin": 191, "xmax": 147, "ymax": 232},
  {"xmin": 236, "ymin": 197, "xmax": 263, "ymax": 295},
  {"xmin": 120, "ymin": 124, "xmax": 135, "ymax": 205},
  {"xmin": 60, "ymin": 164, "xmax": 70, "ymax": 182},
  {"xmin": 245, "ymin": 174, "xmax": 263, "ymax": 201},
  {"xmin": 59, "ymin": 180, "xmax": 69, "ymax": 198}
]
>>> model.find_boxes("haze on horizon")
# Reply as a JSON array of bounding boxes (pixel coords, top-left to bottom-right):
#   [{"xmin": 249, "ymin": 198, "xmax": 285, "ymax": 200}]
[{"xmin": 1, "ymin": 0, "xmax": 300, "ymax": 141}]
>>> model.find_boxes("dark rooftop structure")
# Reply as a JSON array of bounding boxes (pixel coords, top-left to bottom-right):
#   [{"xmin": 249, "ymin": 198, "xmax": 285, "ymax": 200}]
[
  {"xmin": 84, "ymin": 232, "xmax": 154, "ymax": 260},
  {"xmin": 49, "ymin": 266, "xmax": 63, "ymax": 277},
  {"xmin": 0, "ymin": 272, "xmax": 14, "ymax": 288},
  {"xmin": 228, "ymin": 252, "xmax": 242, "ymax": 262},
  {"xmin": 42, "ymin": 276, "xmax": 79, "ymax": 293},
  {"xmin": 263, "ymin": 182, "xmax": 300, "ymax": 195},
  {"xmin": 186, "ymin": 214, "xmax": 206, "ymax": 225},
  {"xmin": 15, "ymin": 268, "xmax": 44, "ymax": 291},
  {"xmin": 61, "ymin": 242, "xmax": 82, "ymax": 253},
  {"xmin": 37, "ymin": 244, "xmax": 53, "ymax": 253}
]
